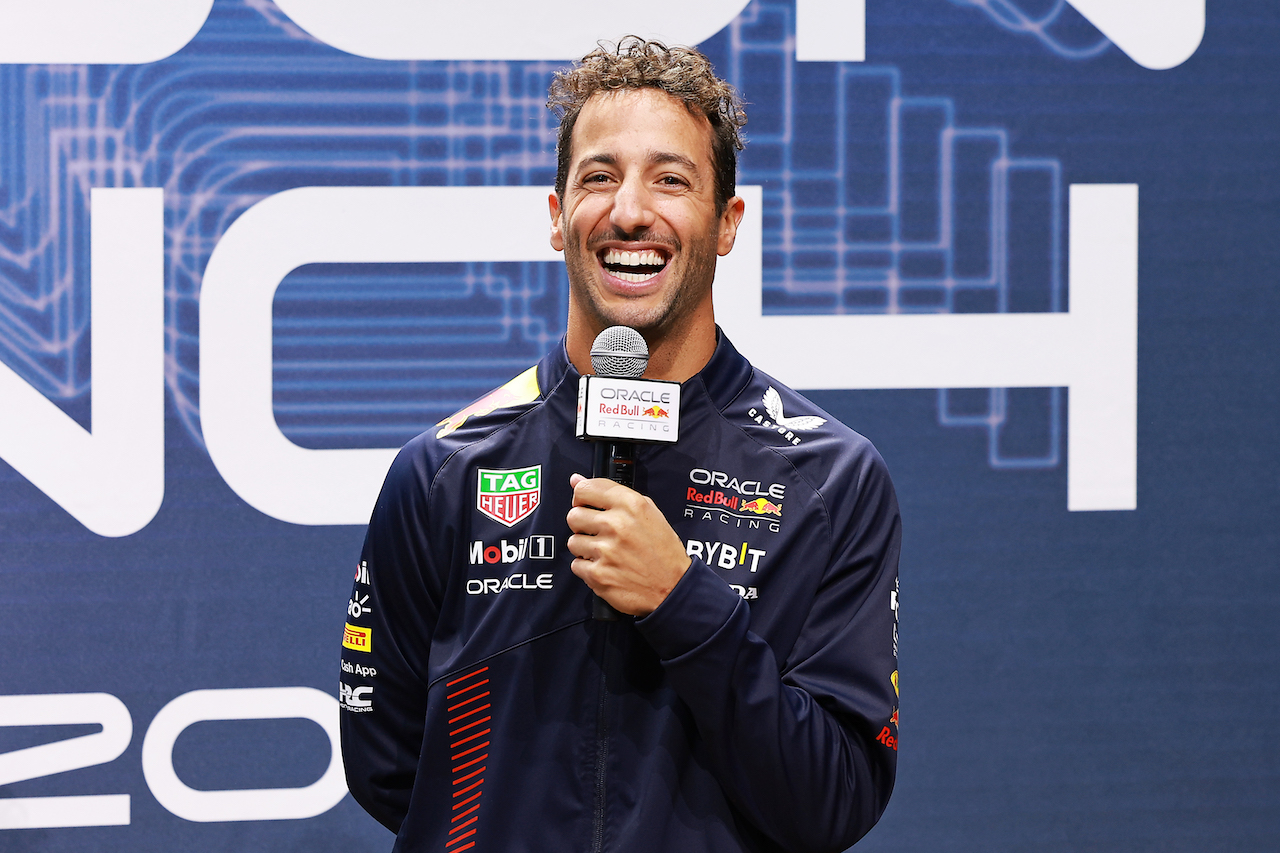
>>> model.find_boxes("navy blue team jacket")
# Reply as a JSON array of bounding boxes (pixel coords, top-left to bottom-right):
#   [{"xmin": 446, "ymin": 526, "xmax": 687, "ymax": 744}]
[{"xmin": 340, "ymin": 331, "xmax": 901, "ymax": 853}]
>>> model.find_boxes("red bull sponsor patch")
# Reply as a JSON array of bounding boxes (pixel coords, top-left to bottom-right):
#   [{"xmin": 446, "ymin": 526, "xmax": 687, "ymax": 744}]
[
  {"xmin": 477, "ymin": 465, "xmax": 541, "ymax": 527},
  {"xmin": 684, "ymin": 468, "xmax": 785, "ymax": 532},
  {"xmin": 687, "ymin": 486, "xmax": 740, "ymax": 511}
]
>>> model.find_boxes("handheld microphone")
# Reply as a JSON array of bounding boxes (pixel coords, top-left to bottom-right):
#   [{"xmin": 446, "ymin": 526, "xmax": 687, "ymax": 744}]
[
  {"xmin": 575, "ymin": 327, "xmax": 682, "ymax": 619},
  {"xmin": 590, "ymin": 325, "xmax": 649, "ymax": 380},
  {"xmin": 584, "ymin": 327, "xmax": 648, "ymax": 621},
  {"xmin": 589, "ymin": 325, "xmax": 647, "ymax": 479}
]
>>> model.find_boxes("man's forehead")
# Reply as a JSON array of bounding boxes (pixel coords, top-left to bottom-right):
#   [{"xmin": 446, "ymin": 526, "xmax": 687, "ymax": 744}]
[{"xmin": 569, "ymin": 88, "xmax": 715, "ymax": 167}]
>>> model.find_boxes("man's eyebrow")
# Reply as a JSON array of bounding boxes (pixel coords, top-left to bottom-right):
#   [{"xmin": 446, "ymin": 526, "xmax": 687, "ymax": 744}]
[
  {"xmin": 647, "ymin": 151, "xmax": 700, "ymax": 172},
  {"xmin": 573, "ymin": 151, "xmax": 701, "ymax": 173},
  {"xmin": 574, "ymin": 153, "xmax": 618, "ymax": 172}
]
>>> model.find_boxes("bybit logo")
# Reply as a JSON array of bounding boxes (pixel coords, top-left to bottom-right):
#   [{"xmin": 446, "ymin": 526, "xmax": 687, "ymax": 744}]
[{"xmin": 685, "ymin": 539, "xmax": 766, "ymax": 572}]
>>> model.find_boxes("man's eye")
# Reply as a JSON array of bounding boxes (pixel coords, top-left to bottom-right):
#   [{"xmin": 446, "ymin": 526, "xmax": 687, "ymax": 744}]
[
  {"xmin": 659, "ymin": 175, "xmax": 689, "ymax": 187},
  {"xmin": 584, "ymin": 173, "xmax": 612, "ymax": 184}
]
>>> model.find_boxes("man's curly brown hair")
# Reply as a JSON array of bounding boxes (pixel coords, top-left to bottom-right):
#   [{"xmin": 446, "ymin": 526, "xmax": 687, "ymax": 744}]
[{"xmin": 547, "ymin": 37, "xmax": 747, "ymax": 214}]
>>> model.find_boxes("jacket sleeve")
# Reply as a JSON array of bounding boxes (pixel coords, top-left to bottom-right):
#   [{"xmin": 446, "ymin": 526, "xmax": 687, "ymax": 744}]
[
  {"xmin": 635, "ymin": 448, "xmax": 901, "ymax": 853},
  {"xmin": 340, "ymin": 443, "xmax": 447, "ymax": 834}
]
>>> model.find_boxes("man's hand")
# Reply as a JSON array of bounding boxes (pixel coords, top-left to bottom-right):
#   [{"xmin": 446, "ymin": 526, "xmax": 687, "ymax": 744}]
[{"xmin": 566, "ymin": 474, "xmax": 691, "ymax": 617}]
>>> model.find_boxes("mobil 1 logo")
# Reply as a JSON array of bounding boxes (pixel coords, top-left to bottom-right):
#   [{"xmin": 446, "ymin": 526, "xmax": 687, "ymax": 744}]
[{"xmin": 469, "ymin": 535, "xmax": 555, "ymax": 565}]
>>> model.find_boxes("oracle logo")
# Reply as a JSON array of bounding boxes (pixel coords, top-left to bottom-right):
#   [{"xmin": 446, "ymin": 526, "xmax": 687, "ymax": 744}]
[{"xmin": 466, "ymin": 573, "xmax": 554, "ymax": 594}]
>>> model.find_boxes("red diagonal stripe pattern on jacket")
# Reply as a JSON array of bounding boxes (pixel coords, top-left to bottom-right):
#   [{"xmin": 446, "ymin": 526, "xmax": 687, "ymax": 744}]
[{"xmin": 445, "ymin": 666, "xmax": 491, "ymax": 851}]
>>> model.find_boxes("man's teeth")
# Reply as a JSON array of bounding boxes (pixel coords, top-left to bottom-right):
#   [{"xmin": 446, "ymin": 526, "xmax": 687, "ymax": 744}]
[
  {"xmin": 601, "ymin": 249, "xmax": 667, "ymax": 282},
  {"xmin": 602, "ymin": 248, "xmax": 667, "ymax": 270},
  {"xmin": 614, "ymin": 270, "xmax": 656, "ymax": 283}
]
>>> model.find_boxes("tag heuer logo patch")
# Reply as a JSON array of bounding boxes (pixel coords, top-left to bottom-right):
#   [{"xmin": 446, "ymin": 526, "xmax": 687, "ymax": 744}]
[{"xmin": 477, "ymin": 465, "xmax": 541, "ymax": 527}]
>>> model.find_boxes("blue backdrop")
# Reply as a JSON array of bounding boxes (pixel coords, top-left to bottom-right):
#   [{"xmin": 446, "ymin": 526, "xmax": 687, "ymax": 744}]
[{"xmin": 2, "ymin": 1, "xmax": 1277, "ymax": 850}]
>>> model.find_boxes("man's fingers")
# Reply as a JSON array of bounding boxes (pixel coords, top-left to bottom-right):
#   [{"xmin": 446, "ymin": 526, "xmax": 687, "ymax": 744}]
[
  {"xmin": 562, "ymin": 471, "xmax": 690, "ymax": 617},
  {"xmin": 569, "ymin": 556, "xmax": 601, "ymax": 588},
  {"xmin": 570, "ymin": 475, "xmax": 627, "ymax": 509},
  {"xmin": 566, "ymin": 505, "xmax": 607, "ymax": 536},
  {"xmin": 566, "ymin": 531, "xmax": 600, "ymax": 561}
]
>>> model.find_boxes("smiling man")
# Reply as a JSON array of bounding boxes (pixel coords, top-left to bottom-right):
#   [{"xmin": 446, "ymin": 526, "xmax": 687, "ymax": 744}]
[
  {"xmin": 549, "ymin": 78, "xmax": 744, "ymax": 383},
  {"xmin": 341, "ymin": 38, "xmax": 901, "ymax": 853}
]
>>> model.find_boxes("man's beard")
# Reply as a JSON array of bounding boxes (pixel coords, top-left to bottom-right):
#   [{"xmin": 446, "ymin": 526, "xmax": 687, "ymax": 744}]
[{"xmin": 563, "ymin": 222, "xmax": 719, "ymax": 339}]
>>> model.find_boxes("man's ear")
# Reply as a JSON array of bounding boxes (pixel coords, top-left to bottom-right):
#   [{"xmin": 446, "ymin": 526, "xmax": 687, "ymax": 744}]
[
  {"xmin": 716, "ymin": 196, "xmax": 746, "ymax": 256},
  {"xmin": 549, "ymin": 191, "xmax": 564, "ymax": 252}
]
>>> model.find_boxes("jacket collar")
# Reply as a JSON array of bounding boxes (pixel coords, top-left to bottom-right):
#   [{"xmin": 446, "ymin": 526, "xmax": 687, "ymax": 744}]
[{"xmin": 538, "ymin": 327, "xmax": 753, "ymax": 414}]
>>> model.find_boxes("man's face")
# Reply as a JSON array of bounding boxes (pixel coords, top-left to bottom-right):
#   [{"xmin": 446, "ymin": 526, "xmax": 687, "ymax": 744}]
[{"xmin": 549, "ymin": 88, "xmax": 743, "ymax": 344}]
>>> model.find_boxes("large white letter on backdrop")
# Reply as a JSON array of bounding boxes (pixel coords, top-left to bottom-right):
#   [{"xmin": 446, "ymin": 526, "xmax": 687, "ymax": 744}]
[
  {"xmin": 715, "ymin": 185, "xmax": 1138, "ymax": 512},
  {"xmin": 141, "ymin": 687, "xmax": 346, "ymax": 822},
  {"xmin": 793, "ymin": 0, "xmax": 1203, "ymax": 69},
  {"xmin": 200, "ymin": 186, "xmax": 562, "ymax": 526},
  {"xmin": 0, "ymin": 188, "xmax": 164, "ymax": 537},
  {"xmin": 1067, "ymin": 0, "xmax": 1204, "ymax": 70},
  {"xmin": 0, "ymin": 693, "xmax": 133, "ymax": 830},
  {"xmin": 270, "ymin": 0, "xmax": 750, "ymax": 60},
  {"xmin": 796, "ymin": 0, "xmax": 866, "ymax": 62},
  {"xmin": 0, "ymin": 0, "xmax": 214, "ymax": 64},
  {"xmin": 0, "ymin": 0, "xmax": 1204, "ymax": 69}
]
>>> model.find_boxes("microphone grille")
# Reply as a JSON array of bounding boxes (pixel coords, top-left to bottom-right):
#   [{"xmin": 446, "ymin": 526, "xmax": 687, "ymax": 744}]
[{"xmin": 590, "ymin": 326, "xmax": 649, "ymax": 378}]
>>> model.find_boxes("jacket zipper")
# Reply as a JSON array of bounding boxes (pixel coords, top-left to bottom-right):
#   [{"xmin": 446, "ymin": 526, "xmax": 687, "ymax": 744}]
[{"xmin": 591, "ymin": 622, "xmax": 612, "ymax": 853}]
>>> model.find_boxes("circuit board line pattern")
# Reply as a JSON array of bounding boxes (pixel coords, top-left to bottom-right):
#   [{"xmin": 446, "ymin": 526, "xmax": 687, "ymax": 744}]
[
  {"xmin": 950, "ymin": 0, "xmax": 1111, "ymax": 59},
  {"xmin": 0, "ymin": 0, "xmax": 1065, "ymax": 467}
]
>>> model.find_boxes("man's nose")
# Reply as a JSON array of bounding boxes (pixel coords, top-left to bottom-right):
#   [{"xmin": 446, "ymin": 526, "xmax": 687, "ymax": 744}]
[{"xmin": 609, "ymin": 175, "xmax": 656, "ymax": 234}]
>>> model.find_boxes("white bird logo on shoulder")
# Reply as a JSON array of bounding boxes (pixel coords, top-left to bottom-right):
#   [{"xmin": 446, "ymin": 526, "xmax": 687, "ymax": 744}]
[{"xmin": 762, "ymin": 388, "xmax": 826, "ymax": 431}]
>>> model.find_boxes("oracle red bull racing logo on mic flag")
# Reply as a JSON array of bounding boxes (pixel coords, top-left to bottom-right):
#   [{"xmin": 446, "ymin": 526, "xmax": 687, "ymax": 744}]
[
  {"xmin": 576, "ymin": 375, "xmax": 681, "ymax": 444},
  {"xmin": 477, "ymin": 465, "xmax": 542, "ymax": 527}
]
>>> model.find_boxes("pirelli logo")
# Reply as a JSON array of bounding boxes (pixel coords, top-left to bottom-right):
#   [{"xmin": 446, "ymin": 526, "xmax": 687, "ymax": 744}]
[{"xmin": 343, "ymin": 623, "xmax": 372, "ymax": 653}]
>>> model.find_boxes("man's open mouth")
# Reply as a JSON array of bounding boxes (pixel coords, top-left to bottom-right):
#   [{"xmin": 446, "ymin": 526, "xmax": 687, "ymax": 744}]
[{"xmin": 600, "ymin": 248, "xmax": 669, "ymax": 283}]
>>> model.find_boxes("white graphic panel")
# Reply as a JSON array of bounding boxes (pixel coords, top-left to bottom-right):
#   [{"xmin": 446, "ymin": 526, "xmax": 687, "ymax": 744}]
[
  {"xmin": 796, "ymin": 0, "xmax": 866, "ymax": 62},
  {"xmin": 0, "ymin": 0, "xmax": 214, "ymax": 64},
  {"xmin": 272, "ymin": 0, "xmax": 751, "ymax": 60},
  {"xmin": 1067, "ymin": 0, "xmax": 1205, "ymax": 69},
  {"xmin": 0, "ymin": 189, "xmax": 164, "ymax": 537}
]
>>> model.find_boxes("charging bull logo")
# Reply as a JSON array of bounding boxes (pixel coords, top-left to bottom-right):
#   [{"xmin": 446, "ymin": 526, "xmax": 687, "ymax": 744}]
[
  {"xmin": 877, "ymin": 704, "xmax": 900, "ymax": 751},
  {"xmin": 741, "ymin": 498, "xmax": 783, "ymax": 517},
  {"xmin": 642, "ymin": 406, "xmax": 669, "ymax": 419}
]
